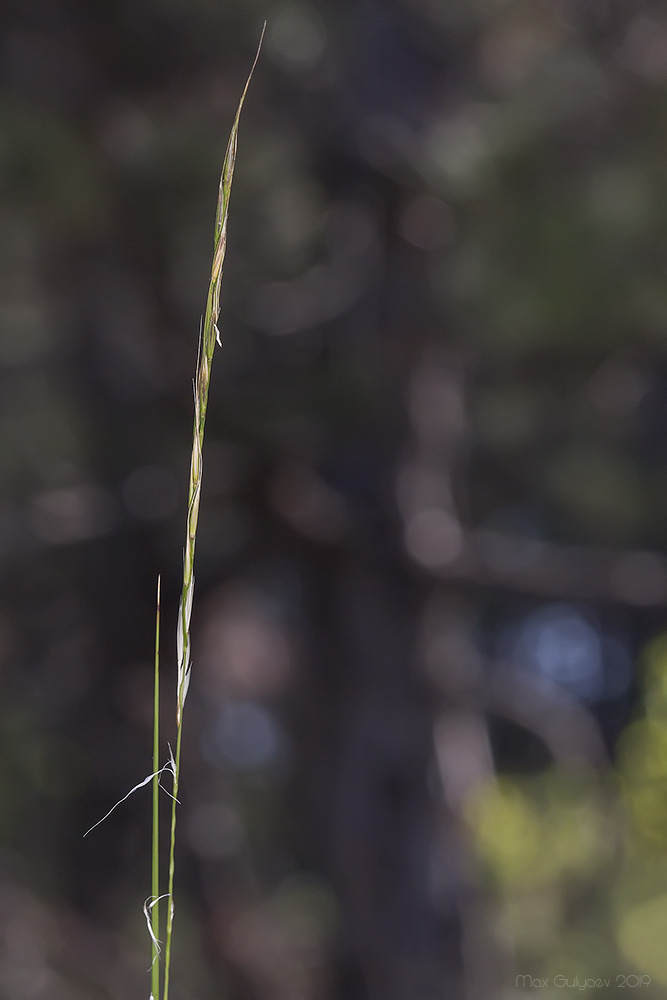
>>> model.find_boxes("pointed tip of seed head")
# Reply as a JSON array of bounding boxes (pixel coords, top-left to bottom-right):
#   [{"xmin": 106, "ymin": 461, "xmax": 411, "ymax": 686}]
[
  {"xmin": 240, "ymin": 23, "xmax": 266, "ymax": 109},
  {"xmin": 232, "ymin": 25, "xmax": 265, "ymax": 130},
  {"xmin": 216, "ymin": 24, "xmax": 265, "ymax": 220}
]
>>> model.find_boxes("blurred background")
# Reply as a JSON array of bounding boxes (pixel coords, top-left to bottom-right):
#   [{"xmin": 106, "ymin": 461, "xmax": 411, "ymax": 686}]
[{"xmin": 2, "ymin": 0, "xmax": 667, "ymax": 997}]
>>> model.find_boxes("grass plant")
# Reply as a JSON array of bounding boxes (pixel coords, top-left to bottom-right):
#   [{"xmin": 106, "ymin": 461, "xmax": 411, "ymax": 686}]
[{"xmin": 150, "ymin": 30, "xmax": 264, "ymax": 1000}]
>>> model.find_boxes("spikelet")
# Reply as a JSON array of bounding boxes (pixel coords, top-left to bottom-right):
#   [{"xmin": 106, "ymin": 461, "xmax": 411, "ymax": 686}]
[{"xmin": 175, "ymin": 25, "xmax": 265, "ymax": 728}]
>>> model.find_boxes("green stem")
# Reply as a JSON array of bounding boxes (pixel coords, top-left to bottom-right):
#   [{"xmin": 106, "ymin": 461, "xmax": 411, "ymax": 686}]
[
  {"xmin": 151, "ymin": 574, "xmax": 161, "ymax": 1000},
  {"xmin": 162, "ymin": 716, "xmax": 183, "ymax": 1000}
]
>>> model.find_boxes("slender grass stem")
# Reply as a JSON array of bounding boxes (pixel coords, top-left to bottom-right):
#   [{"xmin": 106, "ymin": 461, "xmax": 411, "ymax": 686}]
[
  {"xmin": 151, "ymin": 575, "xmax": 161, "ymax": 1000},
  {"xmin": 163, "ymin": 719, "xmax": 183, "ymax": 1000},
  {"xmin": 161, "ymin": 29, "xmax": 264, "ymax": 1000}
]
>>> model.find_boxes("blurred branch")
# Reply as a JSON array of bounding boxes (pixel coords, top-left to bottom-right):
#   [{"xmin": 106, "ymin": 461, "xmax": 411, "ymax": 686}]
[
  {"xmin": 397, "ymin": 349, "xmax": 667, "ymax": 608},
  {"xmin": 424, "ymin": 530, "xmax": 667, "ymax": 608}
]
